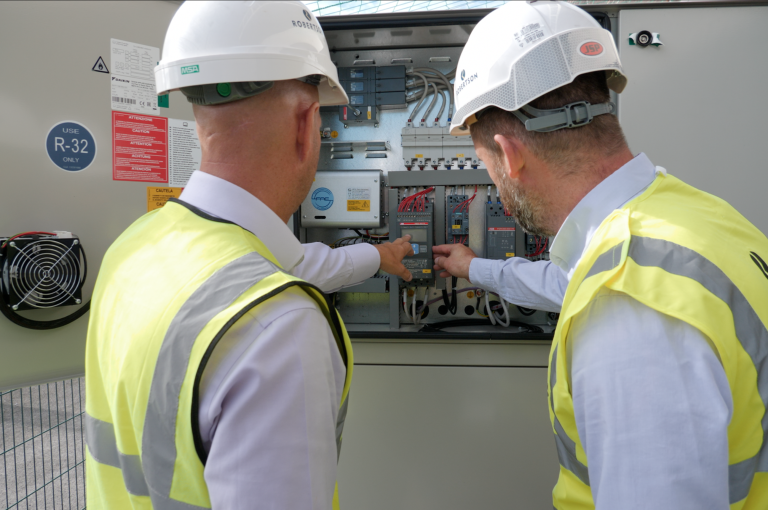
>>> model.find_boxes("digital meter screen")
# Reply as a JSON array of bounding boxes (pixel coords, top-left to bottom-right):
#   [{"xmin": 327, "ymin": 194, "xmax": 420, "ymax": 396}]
[{"xmin": 401, "ymin": 228, "xmax": 427, "ymax": 243}]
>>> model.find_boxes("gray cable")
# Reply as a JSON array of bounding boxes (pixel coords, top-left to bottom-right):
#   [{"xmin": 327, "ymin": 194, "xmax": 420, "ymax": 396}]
[
  {"xmin": 436, "ymin": 89, "xmax": 448, "ymax": 120},
  {"xmin": 407, "ymin": 72, "xmax": 429, "ymax": 121},
  {"xmin": 413, "ymin": 67, "xmax": 454, "ymax": 119},
  {"xmin": 423, "ymin": 83, "xmax": 439, "ymax": 120}
]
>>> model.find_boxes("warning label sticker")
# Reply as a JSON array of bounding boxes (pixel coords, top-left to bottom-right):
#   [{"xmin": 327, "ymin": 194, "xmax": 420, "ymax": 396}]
[
  {"xmin": 147, "ymin": 187, "xmax": 183, "ymax": 212},
  {"xmin": 112, "ymin": 111, "xmax": 168, "ymax": 182},
  {"xmin": 110, "ymin": 39, "xmax": 160, "ymax": 114},
  {"xmin": 348, "ymin": 188, "xmax": 371, "ymax": 200},
  {"xmin": 168, "ymin": 118, "xmax": 201, "ymax": 187},
  {"xmin": 347, "ymin": 200, "xmax": 370, "ymax": 212}
]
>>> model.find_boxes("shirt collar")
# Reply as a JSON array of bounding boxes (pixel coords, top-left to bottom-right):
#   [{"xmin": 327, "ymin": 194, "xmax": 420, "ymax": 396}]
[
  {"xmin": 178, "ymin": 171, "xmax": 305, "ymax": 271},
  {"xmin": 549, "ymin": 153, "xmax": 659, "ymax": 280}
]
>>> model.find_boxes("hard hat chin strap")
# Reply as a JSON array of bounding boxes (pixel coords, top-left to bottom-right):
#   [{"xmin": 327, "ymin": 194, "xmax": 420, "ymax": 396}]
[{"xmin": 512, "ymin": 101, "xmax": 615, "ymax": 133}]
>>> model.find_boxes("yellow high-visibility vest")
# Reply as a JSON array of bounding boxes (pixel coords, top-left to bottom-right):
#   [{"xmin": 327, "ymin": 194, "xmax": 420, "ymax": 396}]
[
  {"xmin": 549, "ymin": 171, "xmax": 768, "ymax": 510},
  {"xmin": 84, "ymin": 199, "xmax": 353, "ymax": 509}
]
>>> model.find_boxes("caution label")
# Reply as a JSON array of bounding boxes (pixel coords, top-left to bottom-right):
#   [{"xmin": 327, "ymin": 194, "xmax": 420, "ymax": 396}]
[
  {"xmin": 147, "ymin": 187, "xmax": 183, "ymax": 212},
  {"xmin": 347, "ymin": 200, "xmax": 370, "ymax": 212},
  {"xmin": 113, "ymin": 112, "xmax": 168, "ymax": 182}
]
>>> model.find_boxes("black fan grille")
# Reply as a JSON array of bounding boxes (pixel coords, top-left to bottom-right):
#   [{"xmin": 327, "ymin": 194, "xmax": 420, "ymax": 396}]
[{"xmin": 7, "ymin": 239, "xmax": 82, "ymax": 309}]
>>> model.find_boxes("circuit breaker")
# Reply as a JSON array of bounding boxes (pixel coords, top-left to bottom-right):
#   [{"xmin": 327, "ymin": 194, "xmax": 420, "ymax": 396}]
[
  {"xmin": 396, "ymin": 200, "xmax": 434, "ymax": 282},
  {"xmin": 446, "ymin": 194, "xmax": 469, "ymax": 245},
  {"xmin": 338, "ymin": 65, "xmax": 407, "ymax": 125},
  {"xmin": 486, "ymin": 203, "xmax": 516, "ymax": 260}
]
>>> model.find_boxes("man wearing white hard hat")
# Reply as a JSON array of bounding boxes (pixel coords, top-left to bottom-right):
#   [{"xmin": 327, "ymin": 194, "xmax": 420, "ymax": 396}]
[
  {"xmin": 434, "ymin": 2, "xmax": 768, "ymax": 509},
  {"xmin": 84, "ymin": 2, "xmax": 413, "ymax": 509}
]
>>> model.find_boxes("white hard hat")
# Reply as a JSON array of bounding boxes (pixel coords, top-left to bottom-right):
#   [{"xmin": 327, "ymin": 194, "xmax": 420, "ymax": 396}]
[
  {"xmin": 450, "ymin": 1, "xmax": 627, "ymax": 135},
  {"xmin": 155, "ymin": 1, "xmax": 349, "ymax": 106}
]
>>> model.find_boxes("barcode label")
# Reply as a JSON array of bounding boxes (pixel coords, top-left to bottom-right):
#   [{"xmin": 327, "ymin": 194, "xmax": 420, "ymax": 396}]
[{"xmin": 112, "ymin": 96, "xmax": 136, "ymax": 105}]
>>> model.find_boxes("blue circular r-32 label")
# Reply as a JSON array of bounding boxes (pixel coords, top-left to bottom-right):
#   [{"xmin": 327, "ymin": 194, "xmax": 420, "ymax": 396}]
[
  {"xmin": 311, "ymin": 187, "xmax": 334, "ymax": 211},
  {"xmin": 45, "ymin": 121, "xmax": 96, "ymax": 172}
]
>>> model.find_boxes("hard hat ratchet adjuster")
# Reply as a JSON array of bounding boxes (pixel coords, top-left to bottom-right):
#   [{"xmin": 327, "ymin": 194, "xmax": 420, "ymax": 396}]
[{"xmin": 512, "ymin": 100, "xmax": 615, "ymax": 133}]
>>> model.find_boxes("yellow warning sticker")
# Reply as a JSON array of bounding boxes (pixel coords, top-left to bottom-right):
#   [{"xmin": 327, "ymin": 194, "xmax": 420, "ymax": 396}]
[
  {"xmin": 147, "ymin": 187, "xmax": 183, "ymax": 212},
  {"xmin": 452, "ymin": 225, "xmax": 461, "ymax": 229},
  {"xmin": 506, "ymin": 252, "xmax": 515, "ymax": 257},
  {"xmin": 456, "ymin": 153, "xmax": 465, "ymax": 157},
  {"xmin": 347, "ymin": 200, "xmax": 371, "ymax": 212},
  {"xmin": 422, "ymin": 269, "xmax": 432, "ymax": 274},
  {"xmin": 415, "ymin": 154, "xmax": 424, "ymax": 158},
  {"xmin": 330, "ymin": 130, "xmax": 339, "ymax": 138}
]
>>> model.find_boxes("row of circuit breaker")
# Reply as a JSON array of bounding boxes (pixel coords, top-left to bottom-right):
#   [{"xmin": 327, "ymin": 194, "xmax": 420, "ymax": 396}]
[
  {"xmin": 394, "ymin": 189, "xmax": 550, "ymax": 285},
  {"xmin": 337, "ymin": 65, "xmax": 407, "ymax": 125},
  {"xmin": 401, "ymin": 126, "xmax": 483, "ymax": 170}
]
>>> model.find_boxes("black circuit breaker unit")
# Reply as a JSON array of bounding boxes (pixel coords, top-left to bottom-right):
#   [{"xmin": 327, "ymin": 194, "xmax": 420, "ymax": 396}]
[
  {"xmin": 338, "ymin": 65, "xmax": 407, "ymax": 123},
  {"xmin": 396, "ymin": 202, "xmax": 434, "ymax": 282},
  {"xmin": 446, "ymin": 194, "xmax": 469, "ymax": 245},
  {"xmin": 485, "ymin": 203, "xmax": 516, "ymax": 260}
]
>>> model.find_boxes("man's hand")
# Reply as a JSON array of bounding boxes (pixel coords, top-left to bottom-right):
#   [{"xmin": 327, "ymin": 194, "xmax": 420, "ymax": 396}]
[
  {"xmin": 432, "ymin": 244, "xmax": 478, "ymax": 280},
  {"xmin": 374, "ymin": 235, "xmax": 415, "ymax": 282}
]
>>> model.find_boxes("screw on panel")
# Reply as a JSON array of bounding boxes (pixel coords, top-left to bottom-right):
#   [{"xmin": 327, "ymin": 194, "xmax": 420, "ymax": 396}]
[
  {"xmin": 75, "ymin": 299, "xmax": 81, "ymax": 304},
  {"xmin": 9, "ymin": 242, "xmax": 15, "ymax": 247},
  {"xmin": 375, "ymin": 123, "xmax": 379, "ymax": 128},
  {"xmin": 73, "ymin": 240, "xmax": 79, "ymax": 245},
  {"xmin": 344, "ymin": 124, "xmax": 348, "ymax": 129}
]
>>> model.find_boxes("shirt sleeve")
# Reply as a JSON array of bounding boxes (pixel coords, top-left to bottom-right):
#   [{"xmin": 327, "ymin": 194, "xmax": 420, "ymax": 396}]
[
  {"xmin": 468, "ymin": 257, "xmax": 567, "ymax": 312},
  {"xmin": 569, "ymin": 290, "xmax": 732, "ymax": 510},
  {"xmin": 198, "ymin": 288, "xmax": 347, "ymax": 510},
  {"xmin": 292, "ymin": 242, "xmax": 381, "ymax": 293}
]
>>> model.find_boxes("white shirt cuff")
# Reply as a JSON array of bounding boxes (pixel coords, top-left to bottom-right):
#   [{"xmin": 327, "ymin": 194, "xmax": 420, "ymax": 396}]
[
  {"xmin": 341, "ymin": 242, "xmax": 381, "ymax": 285},
  {"xmin": 468, "ymin": 257, "xmax": 495, "ymax": 290}
]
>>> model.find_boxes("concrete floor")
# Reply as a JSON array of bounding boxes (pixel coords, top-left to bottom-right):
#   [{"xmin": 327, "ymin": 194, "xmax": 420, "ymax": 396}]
[{"xmin": 0, "ymin": 379, "xmax": 85, "ymax": 510}]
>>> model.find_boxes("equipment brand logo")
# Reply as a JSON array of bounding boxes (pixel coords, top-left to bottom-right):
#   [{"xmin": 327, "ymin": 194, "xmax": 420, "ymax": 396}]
[
  {"xmin": 579, "ymin": 41, "xmax": 604, "ymax": 56},
  {"xmin": 751, "ymin": 251, "xmax": 768, "ymax": 281},
  {"xmin": 303, "ymin": 9, "xmax": 312, "ymax": 20},
  {"xmin": 181, "ymin": 65, "xmax": 200, "ymax": 75},
  {"xmin": 311, "ymin": 187, "xmax": 334, "ymax": 211},
  {"xmin": 456, "ymin": 70, "xmax": 478, "ymax": 97}
]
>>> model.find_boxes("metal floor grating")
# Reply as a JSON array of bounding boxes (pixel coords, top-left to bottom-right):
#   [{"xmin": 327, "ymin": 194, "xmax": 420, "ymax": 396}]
[{"xmin": 1, "ymin": 379, "xmax": 85, "ymax": 510}]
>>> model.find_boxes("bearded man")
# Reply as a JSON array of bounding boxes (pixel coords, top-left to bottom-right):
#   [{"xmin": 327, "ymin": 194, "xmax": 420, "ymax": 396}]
[{"xmin": 433, "ymin": 3, "xmax": 768, "ymax": 507}]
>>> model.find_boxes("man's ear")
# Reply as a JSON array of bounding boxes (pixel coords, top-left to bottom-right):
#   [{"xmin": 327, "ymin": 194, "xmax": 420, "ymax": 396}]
[
  {"xmin": 296, "ymin": 101, "xmax": 321, "ymax": 163},
  {"xmin": 494, "ymin": 134, "xmax": 524, "ymax": 180}
]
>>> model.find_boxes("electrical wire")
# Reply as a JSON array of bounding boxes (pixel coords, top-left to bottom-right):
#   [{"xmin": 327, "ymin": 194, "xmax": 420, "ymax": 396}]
[
  {"xmin": 484, "ymin": 292, "xmax": 497, "ymax": 325},
  {"xmin": 407, "ymin": 71, "xmax": 430, "ymax": 122},
  {"xmin": 403, "ymin": 289, "xmax": 412, "ymax": 322},
  {"xmin": 422, "ymin": 83, "xmax": 439, "ymax": 121},
  {"xmin": 412, "ymin": 67, "xmax": 454, "ymax": 119}
]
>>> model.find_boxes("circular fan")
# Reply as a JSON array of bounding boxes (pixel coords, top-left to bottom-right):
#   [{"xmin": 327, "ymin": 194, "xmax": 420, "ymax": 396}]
[{"xmin": 7, "ymin": 239, "xmax": 82, "ymax": 310}]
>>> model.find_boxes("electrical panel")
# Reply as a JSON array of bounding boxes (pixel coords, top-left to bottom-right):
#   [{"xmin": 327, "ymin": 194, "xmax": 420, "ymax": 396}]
[
  {"xmin": 300, "ymin": 170, "xmax": 383, "ymax": 228},
  {"xmin": 485, "ymin": 203, "xmax": 516, "ymax": 260}
]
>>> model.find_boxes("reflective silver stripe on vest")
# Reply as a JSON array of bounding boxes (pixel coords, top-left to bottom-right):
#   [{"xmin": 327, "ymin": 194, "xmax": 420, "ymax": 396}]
[
  {"xmin": 549, "ymin": 345, "xmax": 591, "ymax": 486},
  {"xmin": 141, "ymin": 251, "xmax": 280, "ymax": 508},
  {"xmin": 582, "ymin": 235, "xmax": 768, "ymax": 503},
  {"xmin": 85, "ymin": 412, "xmax": 150, "ymax": 497}
]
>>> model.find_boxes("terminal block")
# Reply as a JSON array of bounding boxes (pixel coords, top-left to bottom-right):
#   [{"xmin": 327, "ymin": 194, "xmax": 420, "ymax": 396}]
[
  {"xmin": 485, "ymin": 203, "xmax": 516, "ymax": 260},
  {"xmin": 396, "ymin": 200, "xmax": 434, "ymax": 282},
  {"xmin": 525, "ymin": 234, "xmax": 550, "ymax": 261},
  {"xmin": 446, "ymin": 194, "xmax": 469, "ymax": 245}
]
